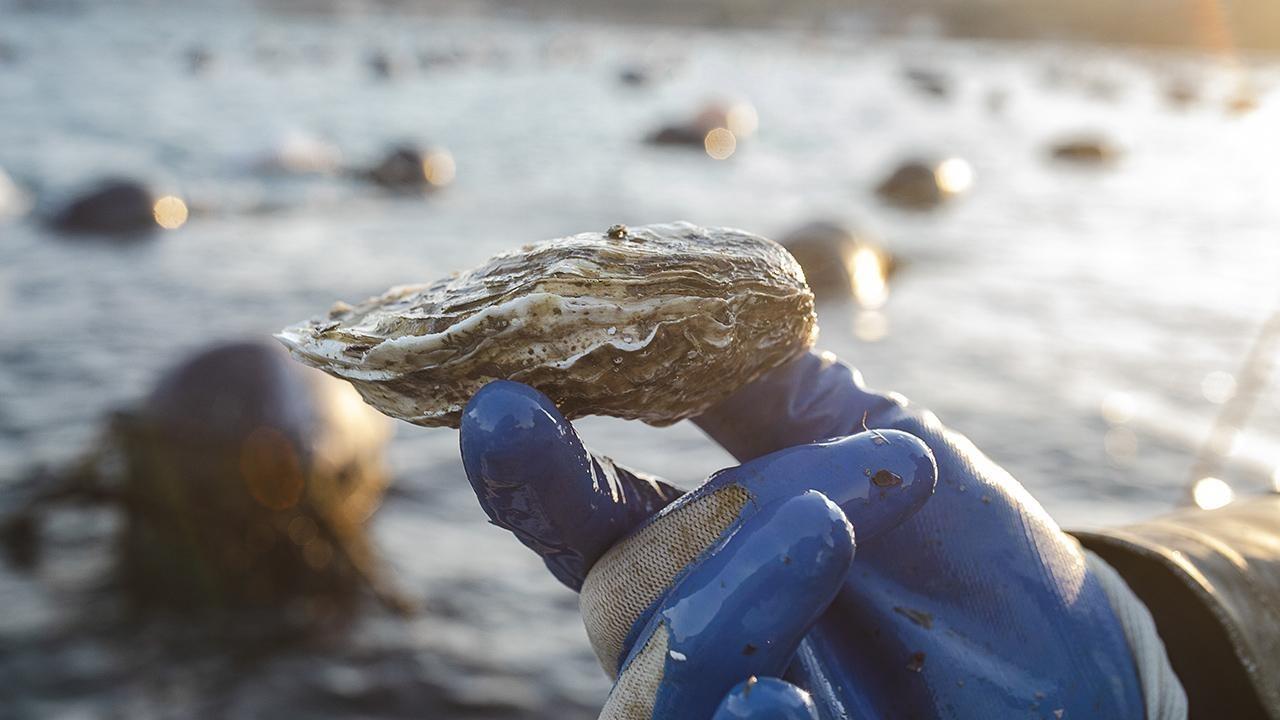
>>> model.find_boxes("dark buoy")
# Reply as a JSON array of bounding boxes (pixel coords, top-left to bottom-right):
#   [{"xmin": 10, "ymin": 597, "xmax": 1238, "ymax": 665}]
[
  {"xmin": 113, "ymin": 341, "xmax": 397, "ymax": 616},
  {"xmin": 50, "ymin": 178, "xmax": 164, "ymax": 235},
  {"xmin": 781, "ymin": 221, "xmax": 896, "ymax": 306},
  {"xmin": 366, "ymin": 144, "xmax": 455, "ymax": 191},
  {"xmin": 875, "ymin": 158, "xmax": 971, "ymax": 210},
  {"xmin": 1049, "ymin": 136, "xmax": 1121, "ymax": 164}
]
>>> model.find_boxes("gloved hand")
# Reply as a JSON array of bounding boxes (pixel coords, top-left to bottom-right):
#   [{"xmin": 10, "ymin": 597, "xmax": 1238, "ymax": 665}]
[
  {"xmin": 460, "ymin": 351, "xmax": 1169, "ymax": 719},
  {"xmin": 461, "ymin": 376, "xmax": 935, "ymax": 718}
]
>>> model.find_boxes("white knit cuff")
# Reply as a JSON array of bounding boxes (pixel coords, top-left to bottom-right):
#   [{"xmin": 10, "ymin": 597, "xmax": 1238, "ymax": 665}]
[{"xmin": 1084, "ymin": 548, "xmax": 1188, "ymax": 720}]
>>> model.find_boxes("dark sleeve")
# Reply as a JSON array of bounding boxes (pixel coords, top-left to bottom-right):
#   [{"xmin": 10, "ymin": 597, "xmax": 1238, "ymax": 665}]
[{"xmin": 1072, "ymin": 495, "xmax": 1280, "ymax": 720}]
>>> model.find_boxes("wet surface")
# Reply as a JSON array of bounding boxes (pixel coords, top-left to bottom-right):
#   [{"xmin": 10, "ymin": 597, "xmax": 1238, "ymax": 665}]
[{"xmin": 1, "ymin": 1, "xmax": 1279, "ymax": 716}]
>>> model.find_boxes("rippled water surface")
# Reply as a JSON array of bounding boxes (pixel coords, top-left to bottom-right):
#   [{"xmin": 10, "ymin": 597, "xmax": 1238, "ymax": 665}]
[{"xmin": 1, "ymin": 1, "xmax": 1278, "ymax": 716}]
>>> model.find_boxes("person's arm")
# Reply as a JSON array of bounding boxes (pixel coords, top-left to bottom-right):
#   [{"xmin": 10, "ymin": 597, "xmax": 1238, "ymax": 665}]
[{"xmin": 1075, "ymin": 495, "xmax": 1280, "ymax": 720}]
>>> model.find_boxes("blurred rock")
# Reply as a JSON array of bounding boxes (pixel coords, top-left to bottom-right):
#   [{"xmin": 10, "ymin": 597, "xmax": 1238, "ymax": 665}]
[
  {"xmin": 645, "ymin": 101, "xmax": 758, "ymax": 149},
  {"xmin": 1165, "ymin": 78, "xmax": 1199, "ymax": 109},
  {"xmin": 367, "ymin": 49, "xmax": 407, "ymax": 80},
  {"xmin": 365, "ymin": 144, "xmax": 455, "ymax": 191},
  {"xmin": 875, "ymin": 159, "xmax": 957, "ymax": 210},
  {"xmin": 184, "ymin": 45, "xmax": 213, "ymax": 75},
  {"xmin": 50, "ymin": 178, "xmax": 159, "ymax": 235},
  {"xmin": 903, "ymin": 67, "xmax": 949, "ymax": 99},
  {"xmin": 618, "ymin": 64, "xmax": 651, "ymax": 87},
  {"xmin": 647, "ymin": 123, "xmax": 705, "ymax": 146},
  {"xmin": 781, "ymin": 221, "xmax": 896, "ymax": 305},
  {"xmin": 112, "ymin": 341, "xmax": 395, "ymax": 616},
  {"xmin": 1049, "ymin": 136, "xmax": 1121, "ymax": 164},
  {"xmin": 1, "ymin": 512, "xmax": 38, "ymax": 570}
]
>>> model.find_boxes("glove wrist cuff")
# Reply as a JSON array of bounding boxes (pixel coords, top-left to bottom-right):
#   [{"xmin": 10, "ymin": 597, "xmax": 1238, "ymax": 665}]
[{"xmin": 1084, "ymin": 548, "xmax": 1188, "ymax": 720}]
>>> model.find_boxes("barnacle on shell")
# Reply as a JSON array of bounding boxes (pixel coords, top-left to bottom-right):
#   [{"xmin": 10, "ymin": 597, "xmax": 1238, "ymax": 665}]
[{"xmin": 277, "ymin": 222, "xmax": 817, "ymax": 428}]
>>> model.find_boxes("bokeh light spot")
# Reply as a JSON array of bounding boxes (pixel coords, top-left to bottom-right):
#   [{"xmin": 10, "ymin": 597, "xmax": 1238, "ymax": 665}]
[
  {"xmin": 704, "ymin": 128, "xmax": 737, "ymax": 159},
  {"xmin": 934, "ymin": 158, "xmax": 974, "ymax": 194},
  {"xmin": 288, "ymin": 515, "xmax": 318, "ymax": 545},
  {"xmin": 1201, "ymin": 370, "xmax": 1237, "ymax": 404},
  {"xmin": 1192, "ymin": 476, "xmax": 1234, "ymax": 510},
  {"xmin": 725, "ymin": 102, "xmax": 758, "ymax": 138},
  {"xmin": 152, "ymin": 195, "xmax": 189, "ymax": 229},
  {"xmin": 849, "ymin": 245, "xmax": 889, "ymax": 309},
  {"xmin": 422, "ymin": 149, "xmax": 456, "ymax": 187}
]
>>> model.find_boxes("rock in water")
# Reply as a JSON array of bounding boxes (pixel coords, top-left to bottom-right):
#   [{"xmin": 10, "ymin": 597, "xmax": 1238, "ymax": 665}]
[
  {"xmin": 781, "ymin": 221, "xmax": 895, "ymax": 305},
  {"xmin": 366, "ymin": 144, "xmax": 455, "ymax": 191},
  {"xmin": 876, "ymin": 160, "xmax": 947, "ymax": 210},
  {"xmin": 645, "ymin": 101, "xmax": 758, "ymax": 149},
  {"xmin": 1049, "ymin": 136, "xmax": 1121, "ymax": 164},
  {"xmin": 51, "ymin": 178, "xmax": 158, "ymax": 235},
  {"xmin": 279, "ymin": 222, "xmax": 817, "ymax": 428},
  {"xmin": 903, "ymin": 67, "xmax": 949, "ymax": 99},
  {"xmin": 115, "ymin": 341, "xmax": 394, "ymax": 613}
]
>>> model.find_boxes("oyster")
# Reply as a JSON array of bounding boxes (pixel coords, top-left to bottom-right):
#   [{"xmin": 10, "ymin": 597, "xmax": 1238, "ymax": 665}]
[{"xmin": 277, "ymin": 222, "xmax": 817, "ymax": 428}]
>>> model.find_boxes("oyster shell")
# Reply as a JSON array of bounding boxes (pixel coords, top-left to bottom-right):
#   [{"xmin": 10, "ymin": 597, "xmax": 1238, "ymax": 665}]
[{"xmin": 277, "ymin": 222, "xmax": 817, "ymax": 428}]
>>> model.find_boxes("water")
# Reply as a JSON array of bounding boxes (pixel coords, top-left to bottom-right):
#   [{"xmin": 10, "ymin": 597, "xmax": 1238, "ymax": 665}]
[{"xmin": 1, "ymin": 1, "xmax": 1278, "ymax": 716}]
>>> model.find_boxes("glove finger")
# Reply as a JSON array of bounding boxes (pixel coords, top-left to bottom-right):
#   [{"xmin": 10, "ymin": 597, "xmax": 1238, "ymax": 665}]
[
  {"xmin": 581, "ymin": 426, "xmax": 935, "ymax": 675},
  {"xmin": 711, "ymin": 678, "xmax": 819, "ymax": 720},
  {"xmin": 600, "ymin": 491, "xmax": 852, "ymax": 720},
  {"xmin": 460, "ymin": 380, "xmax": 681, "ymax": 590},
  {"xmin": 694, "ymin": 351, "xmax": 887, "ymax": 462}
]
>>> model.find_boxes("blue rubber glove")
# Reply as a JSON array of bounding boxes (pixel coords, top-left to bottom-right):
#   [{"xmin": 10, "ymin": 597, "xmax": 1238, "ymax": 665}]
[
  {"xmin": 460, "ymin": 351, "xmax": 1147, "ymax": 719},
  {"xmin": 461, "ymin": 379, "xmax": 936, "ymax": 718}
]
